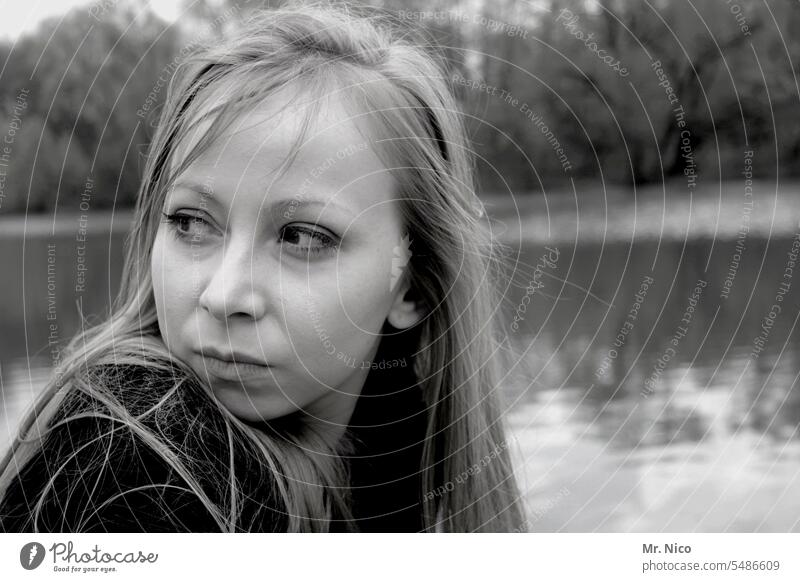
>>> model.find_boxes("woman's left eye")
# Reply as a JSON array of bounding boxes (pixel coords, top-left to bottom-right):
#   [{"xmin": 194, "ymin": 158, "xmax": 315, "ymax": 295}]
[{"xmin": 279, "ymin": 224, "xmax": 339, "ymax": 256}]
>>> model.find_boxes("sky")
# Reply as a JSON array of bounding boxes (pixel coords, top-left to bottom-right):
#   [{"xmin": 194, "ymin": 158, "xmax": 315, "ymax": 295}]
[
  {"xmin": 0, "ymin": 0, "xmax": 182, "ymax": 40},
  {"xmin": 0, "ymin": 0, "xmax": 556, "ymax": 42}
]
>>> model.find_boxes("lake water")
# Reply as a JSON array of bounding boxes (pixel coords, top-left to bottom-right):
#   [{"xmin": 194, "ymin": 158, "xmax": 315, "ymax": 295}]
[
  {"xmin": 2, "ymin": 208, "xmax": 800, "ymax": 532},
  {"xmin": 502, "ymin": 235, "xmax": 800, "ymax": 532}
]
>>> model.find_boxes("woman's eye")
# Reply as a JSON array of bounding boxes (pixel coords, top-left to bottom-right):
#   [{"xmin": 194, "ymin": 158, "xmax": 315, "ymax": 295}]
[
  {"xmin": 279, "ymin": 224, "xmax": 339, "ymax": 256},
  {"xmin": 162, "ymin": 211, "xmax": 216, "ymax": 241}
]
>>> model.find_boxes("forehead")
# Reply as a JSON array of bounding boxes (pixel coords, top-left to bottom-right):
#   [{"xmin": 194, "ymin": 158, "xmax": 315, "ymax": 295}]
[{"xmin": 167, "ymin": 82, "xmax": 401, "ymax": 216}]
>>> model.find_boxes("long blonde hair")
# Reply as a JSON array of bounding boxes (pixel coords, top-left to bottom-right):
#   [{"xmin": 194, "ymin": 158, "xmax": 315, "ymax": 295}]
[{"xmin": 0, "ymin": 1, "xmax": 526, "ymax": 532}]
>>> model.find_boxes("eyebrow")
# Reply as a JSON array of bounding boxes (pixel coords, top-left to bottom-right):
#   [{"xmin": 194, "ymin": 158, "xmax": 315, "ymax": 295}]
[{"xmin": 171, "ymin": 180, "xmax": 355, "ymax": 217}]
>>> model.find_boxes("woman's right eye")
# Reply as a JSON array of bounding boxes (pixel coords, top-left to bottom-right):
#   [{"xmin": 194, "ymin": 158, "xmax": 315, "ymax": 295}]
[{"xmin": 161, "ymin": 211, "xmax": 217, "ymax": 242}]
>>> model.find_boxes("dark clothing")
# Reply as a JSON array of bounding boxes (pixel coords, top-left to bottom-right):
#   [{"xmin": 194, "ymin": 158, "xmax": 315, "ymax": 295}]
[
  {"xmin": 0, "ymin": 353, "xmax": 427, "ymax": 533},
  {"xmin": 344, "ymin": 356, "xmax": 427, "ymax": 532},
  {"xmin": 0, "ymin": 363, "xmax": 287, "ymax": 532}
]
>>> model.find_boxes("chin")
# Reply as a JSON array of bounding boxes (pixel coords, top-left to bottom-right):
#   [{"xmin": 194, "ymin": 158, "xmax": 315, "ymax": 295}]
[{"xmin": 213, "ymin": 387, "xmax": 297, "ymax": 423}]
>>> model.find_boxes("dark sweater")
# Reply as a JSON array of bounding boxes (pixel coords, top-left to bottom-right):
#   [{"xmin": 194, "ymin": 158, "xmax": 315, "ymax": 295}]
[
  {"xmin": 344, "ymin": 355, "xmax": 428, "ymax": 532},
  {"xmin": 0, "ymin": 356, "xmax": 427, "ymax": 533}
]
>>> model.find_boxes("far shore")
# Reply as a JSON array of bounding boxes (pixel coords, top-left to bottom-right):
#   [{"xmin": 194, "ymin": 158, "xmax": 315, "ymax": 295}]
[
  {"xmin": 2, "ymin": 180, "xmax": 799, "ymax": 244},
  {"xmin": 0, "ymin": 210, "xmax": 135, "ymax": 238}
]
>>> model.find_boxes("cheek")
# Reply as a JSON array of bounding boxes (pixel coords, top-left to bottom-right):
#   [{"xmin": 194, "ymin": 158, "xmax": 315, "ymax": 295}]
[
  {"xmin": 336, "ymin": 254, "xmax": 397, "ymax": 330},
  {"xmin": 340, "ymin": 279, "xmax": 394, "ymax": 333},
  {"xmin": 151, "ymin": 233, "xmax": 167, "ymax": 316},
  {"xmin": 152, "ymin": 231, "xmax": 197, "ymax": 296},
  {"xmin": 151, "ymin": 232, "xmax": 193, "ymax": 345},
  {"xmin": 282, "ymin": 283, "xmax": 383, "ymax": 372},
  {"xmin": 288, "ymin": 268, "xmax": 394, "ymax": 365}
]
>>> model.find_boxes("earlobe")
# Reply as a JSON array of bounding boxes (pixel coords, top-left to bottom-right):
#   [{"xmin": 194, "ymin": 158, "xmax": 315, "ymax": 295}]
[{"xmin": 387, "ymin": 280, "xmax": 424, "ymax": 329}]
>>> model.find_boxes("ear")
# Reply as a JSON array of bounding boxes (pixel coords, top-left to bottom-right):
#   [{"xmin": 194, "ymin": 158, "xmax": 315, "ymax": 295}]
[{"xmin": 387, "ymin": 277, "xmax": 425, "ymax": 329}]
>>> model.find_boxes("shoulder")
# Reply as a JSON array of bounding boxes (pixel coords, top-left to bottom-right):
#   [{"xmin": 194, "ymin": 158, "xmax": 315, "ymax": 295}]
[
  {"xmin": 0, "ymin": 363, "xmax": 271, "ymax": 532},
  {"xmin": 65, "ymin": 362, "xmax": 207, "ymax": 416}
]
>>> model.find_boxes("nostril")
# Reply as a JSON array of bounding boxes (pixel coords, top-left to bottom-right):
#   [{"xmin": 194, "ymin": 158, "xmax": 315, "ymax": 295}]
[{"xmin": 198, "ymin": 277, "xmax": 269, "ymax": 321}]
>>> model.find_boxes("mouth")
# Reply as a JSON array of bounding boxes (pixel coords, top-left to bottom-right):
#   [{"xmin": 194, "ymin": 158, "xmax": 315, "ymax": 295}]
[{"xmin": 194, "ymin": 348, "xmax": 271, "ymax": 381}]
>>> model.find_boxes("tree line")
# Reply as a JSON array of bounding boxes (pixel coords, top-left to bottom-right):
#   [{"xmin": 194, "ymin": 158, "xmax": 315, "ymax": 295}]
[{"xmin": 1, "ymin": 0, "xmax": 797, "ymax": 214}]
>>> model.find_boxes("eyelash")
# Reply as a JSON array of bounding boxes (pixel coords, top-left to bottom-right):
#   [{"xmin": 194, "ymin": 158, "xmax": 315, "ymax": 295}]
[
  {"xmin": 161, "ymin": 211, "xmax": 339, "ymax": 256},
  {"xmin": 162, "ymin": 211, "xmax": 212, "ymax": 240},
  {"xmin": 277, "ymin": 224, "xmax": 339, "ymax": 255}
]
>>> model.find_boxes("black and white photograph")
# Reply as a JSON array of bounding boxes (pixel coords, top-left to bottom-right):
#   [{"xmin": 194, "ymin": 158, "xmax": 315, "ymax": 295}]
[{"xmin": 0, "ymin": 0, "xmax": 799, "ymax": 577}]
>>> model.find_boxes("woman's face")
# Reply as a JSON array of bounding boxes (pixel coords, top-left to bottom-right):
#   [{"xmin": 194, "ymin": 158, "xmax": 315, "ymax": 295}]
[{"xmin": 150, "ymin": 92, "xmax": 416, "ymax": 432}]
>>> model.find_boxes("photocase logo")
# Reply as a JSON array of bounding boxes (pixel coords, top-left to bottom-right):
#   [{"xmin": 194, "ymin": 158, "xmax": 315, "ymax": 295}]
[
  {"xmin": 20, "ymin": 542, "xmax": 46, "ymax": 570},
  {"xmin": 390, "ymin": 234, "xmax": 412, "ymax": 291}
]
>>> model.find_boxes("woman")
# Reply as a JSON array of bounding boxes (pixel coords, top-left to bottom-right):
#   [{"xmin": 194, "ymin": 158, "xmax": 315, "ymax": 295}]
[{"xmin": 0, "ymin": 1, "xmax": 526, "ymax": 533}]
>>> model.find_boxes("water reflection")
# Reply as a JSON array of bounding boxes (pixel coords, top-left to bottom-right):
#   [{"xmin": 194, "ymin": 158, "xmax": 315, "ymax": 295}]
[
  {"xmin": 500, "ymin": 234, "xmax": 800, "ymax": 531},
  {"xmin": 0, "ymin": 357, "xmax": 50, "ymax": 454},
  {"xmin": 509, "ymin": 356, "xmax": 800, "ymax": 532}
]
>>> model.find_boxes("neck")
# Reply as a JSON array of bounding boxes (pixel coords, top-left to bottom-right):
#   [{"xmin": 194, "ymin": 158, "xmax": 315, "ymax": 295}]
[
  {"xmin": 301, "ymin": 327, "xmax": 420, "ymax": 450},
  {"xmin": 301, "ymin": 362, "xmax": 372, "ymax": 449}
]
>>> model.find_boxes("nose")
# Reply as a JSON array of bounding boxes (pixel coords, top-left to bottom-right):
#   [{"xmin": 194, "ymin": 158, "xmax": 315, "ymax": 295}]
[{"xmin": 198, "ymin": 234, "xmax": 270, "ymax": 321}]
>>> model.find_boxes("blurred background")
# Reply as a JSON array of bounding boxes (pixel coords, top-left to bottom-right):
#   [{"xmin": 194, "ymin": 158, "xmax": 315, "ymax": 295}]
[{"xmin": 2, "ymin": 0, "xmax": 800, "ymax": 532}]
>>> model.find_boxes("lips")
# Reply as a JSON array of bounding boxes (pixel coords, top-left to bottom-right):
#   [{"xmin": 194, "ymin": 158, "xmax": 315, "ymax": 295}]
[
  {"xmin": 194, "ymin": 347, "xmax": 271, "ymax": 381},
  {"xmin": 197, "ymin": 346, "xmax": 269, "ymax": 367}
]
